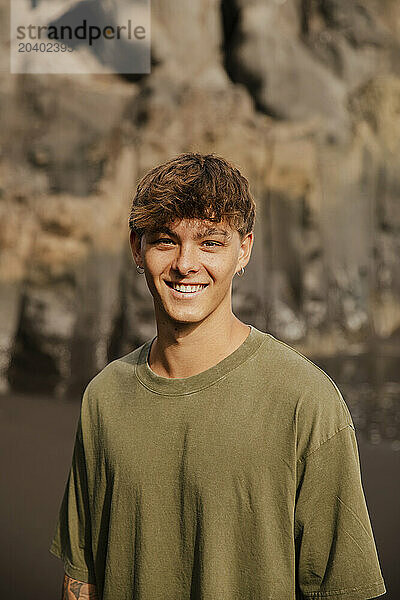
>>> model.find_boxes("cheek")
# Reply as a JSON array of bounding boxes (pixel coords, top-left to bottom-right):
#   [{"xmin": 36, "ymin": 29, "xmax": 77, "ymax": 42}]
[
  {"xmin": 144, "ymin": 252, "xmax": 170, "ymax": 275},
  {"xmin": 209, "ymin": 256, "xmax": 238, "ymax": 282}
]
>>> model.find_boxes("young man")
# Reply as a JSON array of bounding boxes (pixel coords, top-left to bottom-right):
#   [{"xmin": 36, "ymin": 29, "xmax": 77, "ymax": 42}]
[{"xmin": 50, "ymin": 153, "xmax": 386, "ymax": 600}]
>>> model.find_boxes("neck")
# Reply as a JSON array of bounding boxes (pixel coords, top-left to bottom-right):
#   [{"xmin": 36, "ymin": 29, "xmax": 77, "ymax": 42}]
[{"xmin": 149, "ymin": 306, "xmax": 250, "ymax": 378}]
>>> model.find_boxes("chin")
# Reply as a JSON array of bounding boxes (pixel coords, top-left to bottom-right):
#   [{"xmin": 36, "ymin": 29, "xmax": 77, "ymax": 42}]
[
  {"xmin": 169, "ymin": 313, "xmax": 205, "ymax": 325},
  {"xmin": 165, "ymin": 307, "xmax": 208, "ymax": 325}
]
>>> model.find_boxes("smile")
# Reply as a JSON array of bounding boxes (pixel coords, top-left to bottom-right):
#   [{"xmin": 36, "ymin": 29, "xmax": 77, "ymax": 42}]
[{"xmin": 164, "ymin": 281, "xmax": 208, "ymax": 294}]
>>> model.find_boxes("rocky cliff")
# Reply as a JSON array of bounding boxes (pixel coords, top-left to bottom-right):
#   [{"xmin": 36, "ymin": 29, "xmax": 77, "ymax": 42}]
[{"xmin": 1, "ymin": 0, "xmax": 399, "ymax": 397}]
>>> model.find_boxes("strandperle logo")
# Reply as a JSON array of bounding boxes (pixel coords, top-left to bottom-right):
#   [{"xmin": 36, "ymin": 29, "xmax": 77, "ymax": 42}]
[
  {"xmin": 16, "ymin": 19, "xmax": 147, "ymax": 46},
  {"xmin": 10, "ymin": 0, "xmax": 151, "ymax": 74}
]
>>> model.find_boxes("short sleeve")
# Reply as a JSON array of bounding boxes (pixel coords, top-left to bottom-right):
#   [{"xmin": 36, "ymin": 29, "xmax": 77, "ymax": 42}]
[
  {"xmin": 49, "ymin": 414, "xmax": 96, "ymax": 584},
  {"xmin": 294, "ymin": 424, "xmax": 386, "ymax": 599}
]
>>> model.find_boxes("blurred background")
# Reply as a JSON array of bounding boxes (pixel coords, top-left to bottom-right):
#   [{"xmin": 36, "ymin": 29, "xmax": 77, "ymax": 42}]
[{"xmin": 1, "ymin": 0, "xmax": 399, "ymax": 598}]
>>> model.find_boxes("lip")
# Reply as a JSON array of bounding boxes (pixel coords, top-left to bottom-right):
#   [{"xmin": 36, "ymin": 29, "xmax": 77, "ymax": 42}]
[
  {"xmin": 164, "ymin": 281, "xmax": 209, "ymax": 286},
  {"xmin": 163, "ymin": 280, "xmax": 209, "ymax": 297}
]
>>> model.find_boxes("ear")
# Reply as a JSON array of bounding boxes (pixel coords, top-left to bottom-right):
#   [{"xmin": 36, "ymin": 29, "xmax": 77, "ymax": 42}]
[
  {"xmin": 129, "ymin": 230, "xmax": 144, "ymax": 267},
  {"xmin": 236, "ymin": 231, "xmax": 254, "ymax": 271}
]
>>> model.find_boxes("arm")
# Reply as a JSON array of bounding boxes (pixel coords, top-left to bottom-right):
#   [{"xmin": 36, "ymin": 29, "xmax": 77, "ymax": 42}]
[{"xmin": 61, "ymin": 574, "xmax": 98, "ymax": 600}]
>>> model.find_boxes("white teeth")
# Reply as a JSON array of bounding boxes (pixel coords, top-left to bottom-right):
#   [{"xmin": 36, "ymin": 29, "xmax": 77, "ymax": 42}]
[{"xmin": 170, "ymin": 283, "xmax": 207, "ymax": 293}]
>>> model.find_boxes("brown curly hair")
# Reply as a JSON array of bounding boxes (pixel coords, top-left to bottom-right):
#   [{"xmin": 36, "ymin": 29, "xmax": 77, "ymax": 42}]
[{"xmin": 128, "ymin": 152, "xmax": 256, "ymax": 239}]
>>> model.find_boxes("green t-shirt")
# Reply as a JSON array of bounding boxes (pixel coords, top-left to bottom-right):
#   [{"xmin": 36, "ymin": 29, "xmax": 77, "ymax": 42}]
[{"xmin": 49, "ymin": 326, "xmax": 386, "ymax": 600}]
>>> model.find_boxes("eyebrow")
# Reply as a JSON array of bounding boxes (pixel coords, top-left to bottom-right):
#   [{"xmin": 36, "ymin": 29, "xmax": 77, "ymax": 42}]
[
  {"xmin": 148, "ymin": 226, "xmax": 232, "ymax": 240},
  {"xmin": 148, "ymin": 226, "xmax": 175, "ymax": 237},
  {"xmin": 194, "ymin": 227, "xmax": 231, "ymax": 239}
]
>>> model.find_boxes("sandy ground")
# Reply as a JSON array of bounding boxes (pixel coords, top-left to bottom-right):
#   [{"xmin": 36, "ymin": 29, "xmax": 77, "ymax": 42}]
[{"xmin": 1, "ymin": 392, "xmax": 398, "ymax": 599}]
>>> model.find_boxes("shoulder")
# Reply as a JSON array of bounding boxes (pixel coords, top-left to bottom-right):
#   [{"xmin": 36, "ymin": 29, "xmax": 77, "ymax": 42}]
[
  {"xmin": 258, "ymin": 333, "xmax": 342, "ymax": 395},
  {"xmin": 257, "ymin": 332, "xmax": 354, "ymax": 457},
  {"xmin": 79, "ymin": 341, "xmax": 149, "ymax": 414}
]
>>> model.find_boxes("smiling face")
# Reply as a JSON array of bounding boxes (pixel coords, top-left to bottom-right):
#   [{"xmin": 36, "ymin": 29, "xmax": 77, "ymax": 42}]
[{"xmin": 130, "ymin": 218, "xmax": 253, "ymax": 327}]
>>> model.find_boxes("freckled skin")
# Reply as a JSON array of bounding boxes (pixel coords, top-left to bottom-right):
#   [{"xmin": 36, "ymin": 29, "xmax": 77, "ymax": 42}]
[{"xmin": 130, "ymin": 218, "xmax": 253, "ymax": 327}]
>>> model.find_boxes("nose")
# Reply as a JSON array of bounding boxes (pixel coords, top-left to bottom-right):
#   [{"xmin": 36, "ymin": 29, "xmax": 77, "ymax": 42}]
[{"xmin": 171, "ymin": 242, "xmax": 200, "ymax": 276}]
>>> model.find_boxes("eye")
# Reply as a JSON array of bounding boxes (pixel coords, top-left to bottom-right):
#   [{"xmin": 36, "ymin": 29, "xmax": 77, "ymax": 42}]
[
  {"xmin": 202, "ymin": 240, "xmax": 223, "ymax": 247},
  {"xmin": 155, "ymin": 238, "xmax": 175, "ymax": 245}
]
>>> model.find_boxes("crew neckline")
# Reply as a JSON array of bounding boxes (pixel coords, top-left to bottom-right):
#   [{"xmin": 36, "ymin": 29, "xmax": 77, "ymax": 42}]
[{"xmin": 134, "ymin": 325, "xmax": 269, "ymax": 396}]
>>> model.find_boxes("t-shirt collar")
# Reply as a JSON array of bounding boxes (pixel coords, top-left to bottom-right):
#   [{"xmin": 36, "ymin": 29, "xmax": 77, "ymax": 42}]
[{"xmin": 135, "ymin": 325, "xmax": 268, "ymax": 396}]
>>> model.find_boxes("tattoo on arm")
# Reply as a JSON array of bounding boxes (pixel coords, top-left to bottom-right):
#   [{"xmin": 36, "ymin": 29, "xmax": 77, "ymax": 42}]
[
  {"xmin": 70, "ymin": 581, "xmax": 84, "ymax": 599},
  {"xmin": 62, "ymin": 574, "xmax": 98, "ymax": 600}
]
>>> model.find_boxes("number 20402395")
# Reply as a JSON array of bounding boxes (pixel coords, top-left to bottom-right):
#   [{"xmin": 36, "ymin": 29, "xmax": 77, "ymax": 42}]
[{"xmin": 18, "ymin": 42, "xmax": 73, "ymax": 52}]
